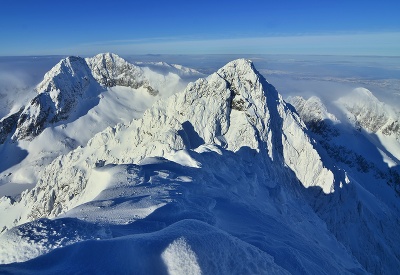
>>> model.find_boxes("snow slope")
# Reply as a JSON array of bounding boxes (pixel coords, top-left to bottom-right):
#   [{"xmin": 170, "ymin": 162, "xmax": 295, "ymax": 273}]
[
  {"xmin": 0, "ymin": 219, "xmax": 290, "ymax": 275},
  {"xmin": 0, "ymin": 58, "xmax": 399, "ymax": 274}
]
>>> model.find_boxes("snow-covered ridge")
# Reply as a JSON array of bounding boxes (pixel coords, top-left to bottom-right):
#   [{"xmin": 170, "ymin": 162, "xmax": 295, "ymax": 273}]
[
  {"xmin": 0, "ymin": 59, "xmax": 338, "ymax": 231},
  {"xmin": 289, "ymin": 92, "xmax": 400, "ymax": 196}
]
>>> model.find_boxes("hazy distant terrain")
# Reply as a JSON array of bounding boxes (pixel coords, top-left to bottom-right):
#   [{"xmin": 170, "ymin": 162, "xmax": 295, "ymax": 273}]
[
  {"xmin": 127, "ymin": 54, "xmax": 400, "ymax": 108},
  {"xmin": 2, "ymin": 54, "xmax": 399, "ymax": 113}
]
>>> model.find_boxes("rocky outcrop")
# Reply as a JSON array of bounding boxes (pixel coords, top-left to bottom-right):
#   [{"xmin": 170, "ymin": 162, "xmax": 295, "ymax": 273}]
[{"xmin": 86, "ymin": 53, "xmax": 158, "ymax": 95}]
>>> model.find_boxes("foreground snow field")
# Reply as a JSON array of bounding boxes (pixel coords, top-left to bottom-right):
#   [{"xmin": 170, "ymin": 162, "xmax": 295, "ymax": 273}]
[{"xmin": 0, "ymin": 54, "xmax": 399, "ymax": 274}]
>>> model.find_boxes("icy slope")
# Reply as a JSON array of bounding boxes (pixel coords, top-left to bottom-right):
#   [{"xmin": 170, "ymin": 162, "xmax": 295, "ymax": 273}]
[
  {"xmin": 287, "ymin": 95, "xmax": 339, "ymax": 136},
  {"xmin": 336, "ymin": 87, "xmax": 400, "ymax": 163}
]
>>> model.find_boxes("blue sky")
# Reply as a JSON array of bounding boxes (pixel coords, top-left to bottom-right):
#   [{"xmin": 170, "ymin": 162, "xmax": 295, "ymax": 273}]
[{"xmin": 1, "ymin": 0, "xmax": 399, "ymax": 56}]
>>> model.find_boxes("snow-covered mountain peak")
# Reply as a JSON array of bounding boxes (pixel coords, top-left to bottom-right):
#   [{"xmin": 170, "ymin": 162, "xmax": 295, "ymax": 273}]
[
  {"xmin": 1, "ymin": 53, "xmax": 165, "ymax": 142},
  {"xmin": 86, "ymin": 53, "xmax": 157, "ymax": 95},
  {"xmin": 353, "ymin": 86, "xmax": 381, "ymax": 98},
  {"xmin": 287, "ymin": 96, "xmax": 338, "ymax": 122},
  {"xmin": 339, "ymin": 87, "xmax": 386, "ymax": 116},
  {"xmin": 217, "ymin": 58, "xmax": 254, "ymax": 74},
  {"xmin": 91, "ymin": 52, "xmax": 124, "ymax": 63},
  {"xmin": 12, "ymin": 56, "xmax": 98, "ymax": 140},
  {"xmin": 216, "ymin": 59, "xmax": 262, "ymax": 109},
  {"xmin": 211, "ymin": 60, "xmax": 335, "ymax": 192},
  {"xmin": 39, "ymin": 56, "xmax": 87, "ymax": 80},
  {"xmin": 3, "ymin": 59, "xmax": 337, "ymax": 224},
  {"xmin": 337, "ymin": 87, "xmax": 400, "ymax": 138},
  {"xmin": 87, "ymin": 52, "xmax": 130, "ymax": 74},
  {"xmin": 140, "ymin": 58, "xmax": 269, "ymax": 155},
  {"xmin": 36, "ymin": 55, "xmax": 93, "ymax": 96}
]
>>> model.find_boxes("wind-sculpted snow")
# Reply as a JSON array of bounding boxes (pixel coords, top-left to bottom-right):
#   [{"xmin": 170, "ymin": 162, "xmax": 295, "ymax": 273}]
[
  {"xmin": 0, "ymin": 218, "xmax": 112, "ymax": 264},
  {"xmin": 0, "ymin": 154, "xmax": 364, "ymax": 273},
  {"xmin": 0, "ymin": 219, "xmax": 292, "ymax": 275}
]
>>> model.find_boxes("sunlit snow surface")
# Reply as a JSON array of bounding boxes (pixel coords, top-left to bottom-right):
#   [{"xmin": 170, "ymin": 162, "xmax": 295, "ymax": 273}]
[{"xmin": 0, "ymin": 55, "xmax": 399, "ymax": 274}]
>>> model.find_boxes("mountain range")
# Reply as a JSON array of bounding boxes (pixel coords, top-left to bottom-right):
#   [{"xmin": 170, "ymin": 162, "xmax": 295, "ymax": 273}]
[{"xmin": 0, "ymin": 54, "xmax": 399, "ymax": 274}]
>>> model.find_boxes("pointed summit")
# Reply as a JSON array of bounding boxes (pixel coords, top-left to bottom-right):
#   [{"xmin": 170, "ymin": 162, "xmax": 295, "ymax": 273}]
[
  {"xmin": 86, "ymin": 53, "xmax": 158, "ymax": 95},
  {"xmin": 36, "ymin": 56, "xmax": 92, "ymax": 95},
  {"xmin": 13, "ymin": 56, "xmax": 98, "ymax": 140},
  {"xmin": 337, "ymin": 87, "xmax": 400, "ymax": 137}
]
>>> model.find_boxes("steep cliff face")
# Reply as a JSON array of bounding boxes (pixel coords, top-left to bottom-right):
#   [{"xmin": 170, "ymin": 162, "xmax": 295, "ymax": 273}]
[{"xmin": 0, "ymin": 109, "xmax": 22, "ymax": 143}]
